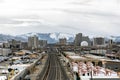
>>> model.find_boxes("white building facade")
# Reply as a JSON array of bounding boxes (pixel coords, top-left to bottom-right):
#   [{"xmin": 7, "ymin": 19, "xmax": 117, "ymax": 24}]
[{"xmin": 0, "ymin": 48, "xmax": 12, "ymax": 56}]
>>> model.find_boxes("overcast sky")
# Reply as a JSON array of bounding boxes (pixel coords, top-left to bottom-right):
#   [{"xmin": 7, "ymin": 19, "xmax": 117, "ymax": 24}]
[{"xmin": 0, "ymin": 0, "xmax": 120, "ymax": 36}]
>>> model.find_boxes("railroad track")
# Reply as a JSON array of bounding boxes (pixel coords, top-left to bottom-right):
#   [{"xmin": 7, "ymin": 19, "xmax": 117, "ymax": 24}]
[{"xmin": 37, "ymin": 53, "xmax": 69, "ymax": 80}]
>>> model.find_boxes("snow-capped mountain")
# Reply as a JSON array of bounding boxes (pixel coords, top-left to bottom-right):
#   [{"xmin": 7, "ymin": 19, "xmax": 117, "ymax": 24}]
[
  {"xmin": 18, "ymin": 32, "xmax": 75, "ymax": 43},
  {"xmin": 0, "ymin": 32, "xmax": 120, "ymax": 43},
  {"xmin": 0, "ymin": 34, "xmax": 26, "ymax": 42},
  {"xmin": 111, "ymin": 36, "xmax": 120, "ymax": 42},
  {"xmin": 0, "ymin": 32, "xmax": 75, "ymax": 43}
]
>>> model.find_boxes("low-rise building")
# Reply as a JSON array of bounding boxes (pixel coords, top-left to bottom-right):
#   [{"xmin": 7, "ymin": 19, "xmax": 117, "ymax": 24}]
[
  {"xmin": 8, "ymin": 39, "xmax": 22, "ymax": 49},
  {"xmin": 39, "ymin": 40, "xmax": 47, "ymax": 47},
  {"xmin": 59, "ymin": 38, "xmax": 67, "ymax": 45},
  {"xmin": 2, "ymin": 42, "xmax": 9, "ymax": 48},
  {"xmin": 0, "ymin": 48, "xmax": 12, "ymax": 56},
  {"xmin": 93, "ymin": 37, "xmax": 105, "ymax": 47},
  {"xmin": 21, "ymin": 42, "xmax": 28, "ymax": 49}
]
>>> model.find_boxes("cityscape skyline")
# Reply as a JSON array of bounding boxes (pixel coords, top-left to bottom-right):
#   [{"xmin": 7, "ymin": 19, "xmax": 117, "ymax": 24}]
[
  {"xmin": 0, "ymin": 0, "xmax": 120, "ymax": 36},
  {"xmin": 0, "ymin": 0, "xmax": 120, "ymax": 80}
]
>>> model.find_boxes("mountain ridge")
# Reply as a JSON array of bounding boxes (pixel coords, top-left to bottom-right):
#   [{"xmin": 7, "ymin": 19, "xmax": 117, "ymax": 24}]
[
  {"xmin": 0, "ymin": 32, "xmax": 75, "ymax": 43},
  {"xmin": 0, "ymin": 32, "xmax": 120, "ymax": 43}
]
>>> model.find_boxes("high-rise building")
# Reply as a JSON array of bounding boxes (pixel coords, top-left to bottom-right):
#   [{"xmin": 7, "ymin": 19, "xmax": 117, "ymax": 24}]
[
  {"xmin": 28, "ymin": 35, "xmax": 39, "ymax": 49},
  {"xmin": 74, "ymin": 33, "xmax": 82, "ymax": 46},
  {"xmin": 74, "ymin": 33, "xmax": 90, "ymax": 46},
  {"xmin": 93, "ymin": 37, "xmax": 105, "ymax": 46},
  {"xmin": 59, "ymin": 38, "xmax": 67, "ymax": 45}
]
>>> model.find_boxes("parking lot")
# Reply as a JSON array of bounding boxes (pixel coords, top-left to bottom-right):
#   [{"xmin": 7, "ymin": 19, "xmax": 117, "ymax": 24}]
[{"xmin": 0, "ymin": 57, "xmax": 11, "ymax": 80}]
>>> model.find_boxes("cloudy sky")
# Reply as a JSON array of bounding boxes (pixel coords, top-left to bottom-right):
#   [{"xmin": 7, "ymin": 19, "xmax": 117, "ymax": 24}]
[{"xmin": 0, "ymin": 0, "xmax": 120, "ymax": 36}]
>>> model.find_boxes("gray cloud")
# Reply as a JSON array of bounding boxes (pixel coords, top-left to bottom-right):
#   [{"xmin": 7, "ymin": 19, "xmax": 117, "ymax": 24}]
[
  {"xmin": 69, "ymin": 0, "xmax": 93, "ymax": 5},
  {"xmin": 0, "ymin": 0, "xmax": 119, "ymax": 36}
]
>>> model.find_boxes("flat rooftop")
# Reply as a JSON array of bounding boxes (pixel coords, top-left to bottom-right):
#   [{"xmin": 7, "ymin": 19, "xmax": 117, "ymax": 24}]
[
  {"xmin": 84, "ymin": 54, "xmax": 110, "ymax": 61},
  {"xmin": 68, "ymin": 56, "xmax": 86, "ymax": 61},
  {"xmin": 64, "ymin": 52, "xmax": 76, "ymax": 56}
]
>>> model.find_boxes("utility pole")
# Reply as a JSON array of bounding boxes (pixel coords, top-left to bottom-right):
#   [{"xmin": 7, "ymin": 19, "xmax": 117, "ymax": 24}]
[{"xmin": 90, "ymin": 70, "xmax": 93, "ymax": 80}]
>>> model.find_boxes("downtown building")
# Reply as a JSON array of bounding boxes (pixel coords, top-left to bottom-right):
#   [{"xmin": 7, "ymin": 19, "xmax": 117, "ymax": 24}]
[
  {"xmin": 0, "ymin": 48, "xmax": 12, "ymax": 56},
  {"xmin": 1, "ymin": 39, "xmax": 22, "ymax": 52},
  {"xmin": 39, "ymin": 40, "xmax": 47, "ymax": 48},
  {"xmin": 59, "ymin": 38, "xmax": 67, "ymax": 45},
  {"xmin": 93, "ymin": 37, "xmax": 105, "ymax": 47},
  {"xmin": 74, "ymin": 33, "xmax": 91, "ymax": 46},
  {"xmin": 8, "ymin": 39, "xmax": 22, "ymax": 49},
  {"xmin": 28, "ymin": 35, "xmax": 39, "ymax": 49}
]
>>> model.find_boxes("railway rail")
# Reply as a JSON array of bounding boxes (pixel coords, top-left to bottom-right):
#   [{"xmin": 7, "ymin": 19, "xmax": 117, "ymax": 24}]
[{"xmin": 37, "ymin": 53, "xmax": 69, "ymax": 80}]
